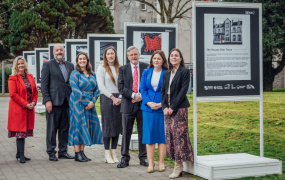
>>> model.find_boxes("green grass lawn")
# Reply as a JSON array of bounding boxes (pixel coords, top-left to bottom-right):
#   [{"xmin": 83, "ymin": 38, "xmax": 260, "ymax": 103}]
[{"xmin": 103, "ymin": 90, "xmax": 284, "ymax": 180}]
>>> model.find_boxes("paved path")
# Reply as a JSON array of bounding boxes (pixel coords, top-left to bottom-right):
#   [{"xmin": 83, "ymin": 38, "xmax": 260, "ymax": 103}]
[{"xmin": 0, "ymin": 97, "xmax": 196, "ymax": 180}]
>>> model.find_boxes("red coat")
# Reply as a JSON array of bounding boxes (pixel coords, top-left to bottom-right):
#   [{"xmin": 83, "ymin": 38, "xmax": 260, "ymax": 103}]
[{"xmin": 8, "ymin": 74, "xmax": 38, "ymax": 132}]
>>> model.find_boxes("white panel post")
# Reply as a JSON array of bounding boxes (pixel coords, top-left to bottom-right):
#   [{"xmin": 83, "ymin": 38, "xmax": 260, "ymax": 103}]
[
  {"xmin": 192, "ymin": 1, "xmax": 198, "ymax": 175},
  {"xmin": 259, "ymin": 3, "xmax": 264, "ymax": 157}
]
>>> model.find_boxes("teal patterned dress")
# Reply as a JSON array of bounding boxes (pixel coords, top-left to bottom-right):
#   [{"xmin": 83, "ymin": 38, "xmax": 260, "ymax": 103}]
[{"xmin": 68, "ymin": 70, "xmax": 103, "ymax": 146}]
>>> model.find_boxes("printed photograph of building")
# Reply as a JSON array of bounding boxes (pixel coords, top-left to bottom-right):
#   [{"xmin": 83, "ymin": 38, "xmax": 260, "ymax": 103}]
[{"xmin": 213, "ymin": 17, "xmax": 243, "ymax": 44}]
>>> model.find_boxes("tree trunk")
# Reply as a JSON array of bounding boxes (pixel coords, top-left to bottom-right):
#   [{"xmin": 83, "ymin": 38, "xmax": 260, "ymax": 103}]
[{"xmin": 263, "ymin": 61, "xmax": 275, "ymax": 92}]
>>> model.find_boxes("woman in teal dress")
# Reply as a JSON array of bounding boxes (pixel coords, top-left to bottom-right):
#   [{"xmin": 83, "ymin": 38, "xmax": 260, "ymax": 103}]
[{"xmin": 69, "ymin": 52, "xmax": 103, "ymax": 162}]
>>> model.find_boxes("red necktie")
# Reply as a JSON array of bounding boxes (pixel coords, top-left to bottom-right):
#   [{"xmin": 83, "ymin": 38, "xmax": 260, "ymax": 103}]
[{"xmin": 132, "ymin": 66, "xmax": 138, "ymax": 93}]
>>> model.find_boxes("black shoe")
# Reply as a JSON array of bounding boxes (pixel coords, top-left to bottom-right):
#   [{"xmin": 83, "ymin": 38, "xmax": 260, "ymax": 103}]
[
  {"xmin": 140, "ymin": 158, "xmax": 149, "ymax": 167},
  {"xmin": 19, "ymin": 156, "xmax": 25, "ymax": 163},
  {"xmin": 58, "ymin": 153, "xmax": 75, "ymax": 159},
  {"xmin": 117, "ymin": 159, "xmax": 129, "ymax": 168},
  {"xmin": 16, "ymin": 154, "xmax": 31, "ymax": 161},
  {"xmin": 81, "ymin": 151, "xmax": 91, "ymax": 161},
  {"xmin": 75, "ymin": 152, "xmax": 88, "ymax": 162},
  {"xmin": 49, "ymin": 154, "xmax": 58, "ymax": 161}
]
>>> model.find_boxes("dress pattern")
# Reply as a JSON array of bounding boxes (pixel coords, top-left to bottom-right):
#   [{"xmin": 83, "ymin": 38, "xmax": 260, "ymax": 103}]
[
  {"xmin": 68, "ymin": 70, "xmax": 103, "ymax": 146},
  {"xmin": 164, "ymin": 95, "xmax": 194, "ymax": 162},
  {"xmin": 8, "ymin": 74, "xmax": 33, "ymax": 138},
  {"xmin": 100, "ymin": 93, "xmax": 122, "ymax": 137}
]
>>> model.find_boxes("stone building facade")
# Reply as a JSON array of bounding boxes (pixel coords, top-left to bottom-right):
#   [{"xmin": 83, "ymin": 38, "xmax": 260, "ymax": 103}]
[{"xmin": 106, "ymin": 0, "xmax": 193, "ymax": 63}]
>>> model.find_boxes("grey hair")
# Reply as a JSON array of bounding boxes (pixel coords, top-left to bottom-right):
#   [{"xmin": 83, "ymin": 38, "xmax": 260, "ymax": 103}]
[
  {"xmin": 11, "ymin": 56, "xmax": 29, "ymax": 75},
  {"xmin": 127, "ymin": 46, "xmax": 139, "ymax": 54}
]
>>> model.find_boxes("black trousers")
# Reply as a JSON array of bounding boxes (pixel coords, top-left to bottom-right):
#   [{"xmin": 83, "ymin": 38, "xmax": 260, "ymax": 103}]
[
  {"xmin": 46, "ymin": 99, "xmax": 69, "ymax": 155},
  {"xmin": 121, "ymin": 103, "xmax": 146, "ymax": 161}
]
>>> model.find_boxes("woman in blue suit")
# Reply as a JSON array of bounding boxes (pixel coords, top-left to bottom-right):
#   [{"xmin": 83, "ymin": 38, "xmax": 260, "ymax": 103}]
[{"xmin": 140, "ymin": 50, "xmax": 169, "ymax": 173}]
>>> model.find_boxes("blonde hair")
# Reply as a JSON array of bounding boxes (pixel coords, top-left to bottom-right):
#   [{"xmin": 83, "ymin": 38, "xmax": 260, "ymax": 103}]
[{"xmin": 12, "ymin": 56, "xmax": 29, "ymax": 75}]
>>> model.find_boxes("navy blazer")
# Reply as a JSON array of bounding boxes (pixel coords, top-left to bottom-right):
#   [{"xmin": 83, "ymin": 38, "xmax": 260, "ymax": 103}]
[{"xmin": 140, "ymin": 67, "xmax": 166, "ymax": 113}]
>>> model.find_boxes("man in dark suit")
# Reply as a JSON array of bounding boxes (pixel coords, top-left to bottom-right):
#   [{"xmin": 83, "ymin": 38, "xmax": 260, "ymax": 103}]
[
  {"xmin": 117, "ymin": 46, "xmax": 149, "ymax": 168},
  {"xmin": 41, "ymin": 44, "xmax": 75, "ymax": 161}
]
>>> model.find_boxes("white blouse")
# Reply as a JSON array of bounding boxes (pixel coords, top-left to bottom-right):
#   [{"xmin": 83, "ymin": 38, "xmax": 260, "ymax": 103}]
[
  {"xmin": 151, "ymin": 70, "xmax": 162, "ymax": 91},
  {"xmin": 168, "ymin": 70, "xmax": 176, "ymax": 94},
  {"xmin": 97, "ymin": 65, "xmax": 121, "ymax": 98}
]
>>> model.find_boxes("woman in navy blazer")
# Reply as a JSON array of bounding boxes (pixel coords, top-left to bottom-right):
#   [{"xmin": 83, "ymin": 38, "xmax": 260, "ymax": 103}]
[{"xmin": 140, "ymin": 50, "xmax": 169, "ymax": 173}]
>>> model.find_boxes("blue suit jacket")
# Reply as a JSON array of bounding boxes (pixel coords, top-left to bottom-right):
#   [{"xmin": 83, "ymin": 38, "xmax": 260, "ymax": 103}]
[{"xmin": 140, "ymin": 67, "xmax": 166, "ymax": 113}]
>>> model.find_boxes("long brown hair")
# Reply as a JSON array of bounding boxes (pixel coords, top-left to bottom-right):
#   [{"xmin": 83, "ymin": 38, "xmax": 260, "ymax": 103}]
[
  {"xmin": 168, "ymin": 48, "xmax": 185, "ymax": 69},
  {"xmin": 103, "ymin": 46, "xmax": 120, "ymax": 86},
  {"xmin": 148, "ymin": 50, "xmax": 169, "ymax": 70},
  {"xmin": 75, "ymin": 53, "xmax": 94, "ymax": 75}
]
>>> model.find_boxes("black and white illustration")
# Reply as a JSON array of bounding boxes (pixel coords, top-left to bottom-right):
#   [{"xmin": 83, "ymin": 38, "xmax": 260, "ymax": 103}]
[
  {"xmin": 76, "ymin": 45, "xmax": 88, "ymax": 55},
  {"xmin": 213, "ymin": 17, "xmax": 243, "ymax": 44},
  {"xmin": 140, "ymin": 33, "xmax": 162, "ymax": 55},
  {"xmin": 100, "ymin": 42, "xmax": 117, "ymax": 60}
]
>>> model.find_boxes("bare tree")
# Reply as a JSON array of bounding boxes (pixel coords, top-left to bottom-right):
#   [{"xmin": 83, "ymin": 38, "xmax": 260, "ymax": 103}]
[{"xmin": 120, "ymin": 0, "xmax": 192, "ymax": 23}]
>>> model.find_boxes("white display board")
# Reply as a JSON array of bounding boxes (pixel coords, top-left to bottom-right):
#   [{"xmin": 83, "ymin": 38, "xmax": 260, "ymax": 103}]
[
  {"xmin": 65, "ymin": 39, "xmax": 88, "ymax": 64},
  {"xmin": 23, "ymin": 51, "xmax": 36, "ymax": 78},
  {"xmin": 190, "ymin": 2, "xmax": 282, "ymax": 179},
  {"xmin": 87, "ymin": 34, "xmax": 124, "ymax": 73},
  {"xmin": 35, "ymin": 48, "xmax": 49, "ymax": 84},
  {"xmin": 124, "ymin": 23, "xmax": 178, "ymax": 64}
]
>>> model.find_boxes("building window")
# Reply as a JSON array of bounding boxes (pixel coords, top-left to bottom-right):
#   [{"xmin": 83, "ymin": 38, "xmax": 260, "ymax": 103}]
[
  {"xmin": 141, "ymin": 0, "xmax": 146, "ymax": 10},
  {"xmin": 233, "ymin": 27, "xmax": 236, "ymax": 32},
  {"xmin": 237, "ymin": 27, "xmax": 241, "ymax": 32},
  {"xmin": 142, "ymin": 19, "xmax": 146, "ymax": 23},
  {"xmin": 153, "ymin": 0, "xmax": 157, "ymax": 8},
  {"xmin": 225, "ymin": 30, "xmax": 229, "ymax": 36},
  {"xmin": 226, "ymin": 23, "xmax": 229, "ymax": 28},
  {"xmin": 153, "ymin": 18, "xmax": 157, "ymax": 23},
  {"xmin": 238, "ymin": 35, "xmax": 241, "ymax": 41},
  {"xmin": 233, "ymin": 35, "xmax": 236, "ymax": 41},
  {"xmin": 109, "ymin": 0, "xmax": 114, "ymax": 9}
]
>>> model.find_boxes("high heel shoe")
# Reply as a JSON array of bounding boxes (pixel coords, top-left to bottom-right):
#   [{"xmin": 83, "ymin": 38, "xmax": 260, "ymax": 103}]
[
  {"xmin": 19, "ymin": 156, "xmax": 25, "ymax": 163},
  {"xmin": 147, "ymin": 165, "xmax": 155, "ymax": 173},
  {"xmin": 16, "ymin": 154, "xmax": 31, "ymax": 161},
  {"xmin": 158, "ymin": 164, "xmax": 165, "ymax": 172}
]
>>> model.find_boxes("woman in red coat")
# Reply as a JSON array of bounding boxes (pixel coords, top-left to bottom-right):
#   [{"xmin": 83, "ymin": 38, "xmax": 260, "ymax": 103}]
[{"xmin": 8, "ymin": 56, "xmax": 38, "ymax": 163}]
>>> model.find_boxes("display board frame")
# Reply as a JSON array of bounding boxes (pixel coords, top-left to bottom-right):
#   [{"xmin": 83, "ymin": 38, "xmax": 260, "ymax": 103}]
[
  {"xmin": 23, "ymin": 51, "xmax": 36, "ymax": 78},
  {"xmin": 124, "ymin": 23, "xmax": 178, "ymax": 64},
  {"xmin": 87, "ymin": 34, "xmax": 124, "ymax": 73},
  {"xmin": 35, "ymin": 48, "xmax": 49, "ymax": 85},
  {"xmin": 190, "ymin": 2, "xmax": 269, "ymax": 179},
  {"xmin": 194, "ymin": 3, "xmax": 261, "ymax": 99},
  {"xmin": 65, "ymin": 39, "xmax": 88, "ymax": 64}
]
